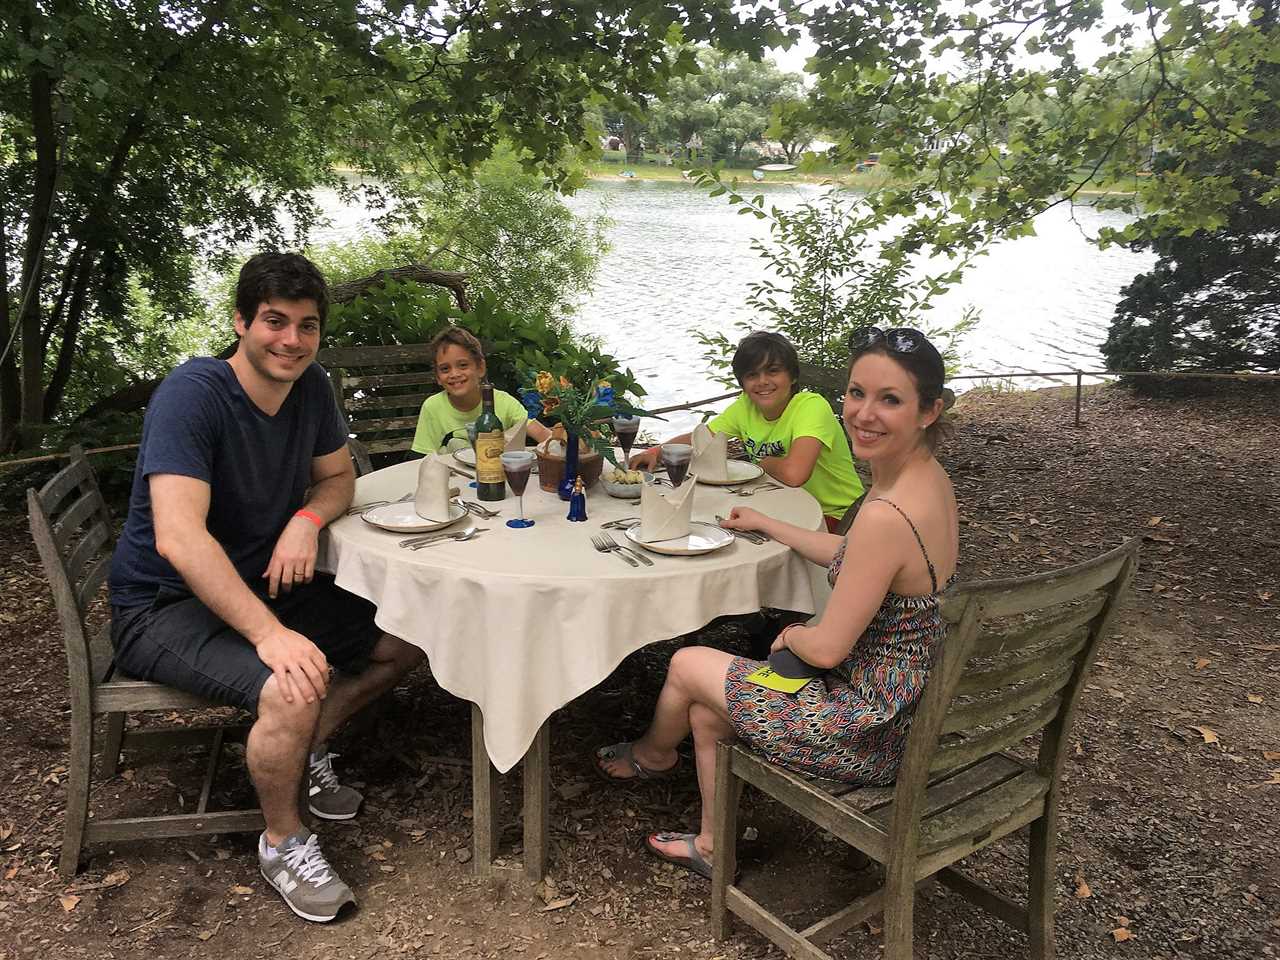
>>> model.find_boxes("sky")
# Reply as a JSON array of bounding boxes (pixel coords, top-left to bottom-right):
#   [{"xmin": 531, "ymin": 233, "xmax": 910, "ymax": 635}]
[{"xmin": 762, "ymin": 0, "xmax": 1168, "ymax": 79}]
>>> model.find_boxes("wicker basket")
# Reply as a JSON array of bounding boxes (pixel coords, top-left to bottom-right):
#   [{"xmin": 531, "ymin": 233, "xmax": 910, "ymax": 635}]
[{"xmin": 534, "ymin": 442, "xmax": 604, "ymax": 494}]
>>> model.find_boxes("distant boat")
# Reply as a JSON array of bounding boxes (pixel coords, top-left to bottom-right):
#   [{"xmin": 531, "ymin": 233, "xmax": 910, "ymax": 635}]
[
  {"xmin": 756, "ymin": 163, "xmax": 797, "ymax": 172},
  {"xmin": 618, "ymin": 170, "xmax": 636, "ymax": 178}
]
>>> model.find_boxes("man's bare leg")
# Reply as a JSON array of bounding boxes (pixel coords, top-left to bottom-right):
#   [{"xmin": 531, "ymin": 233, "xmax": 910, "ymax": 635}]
[
  {"xmin": 311, "ymin": 635, "xmax": 425, "ymax": 749},
  {"xmin": 248, "ymin": 674, "xmax": 321, "ymax": 845}
]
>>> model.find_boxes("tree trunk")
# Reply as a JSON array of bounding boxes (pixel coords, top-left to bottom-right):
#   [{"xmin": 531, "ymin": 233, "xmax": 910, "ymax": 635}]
[
  {"xmin": 17, "ymin": 8, "xmax": 59, "ymax": 448},
  {"xmin": 0, "ymin": 204, "xmax": 19, "ymax": 453},
  {"xmin": 329, "ymin": 264, "xmax": 471, "ymax": 311},
  {"xmin": 44, "ymin": 249, "xmax": 97, "ymax": 420}
]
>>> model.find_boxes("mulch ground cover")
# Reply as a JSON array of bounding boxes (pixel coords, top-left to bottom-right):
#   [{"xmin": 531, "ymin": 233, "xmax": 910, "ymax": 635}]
[{"xmin": 1, "ymin": 382, "xmax": 1277, "ymax": 960}]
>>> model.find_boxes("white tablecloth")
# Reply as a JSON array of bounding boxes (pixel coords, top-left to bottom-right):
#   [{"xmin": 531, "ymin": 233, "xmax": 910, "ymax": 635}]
[{"xmin": 318, "ymin": 456, "xmax": 824, "ymax": 772}]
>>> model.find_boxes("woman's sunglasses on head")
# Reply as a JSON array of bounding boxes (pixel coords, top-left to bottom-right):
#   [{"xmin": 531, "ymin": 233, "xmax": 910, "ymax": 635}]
[{"xmin": 848, "ymin": 326, "xmax": 929, "ymax": 355}]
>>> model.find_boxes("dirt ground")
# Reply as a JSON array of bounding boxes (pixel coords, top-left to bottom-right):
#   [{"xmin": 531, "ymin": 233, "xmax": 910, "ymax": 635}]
[{"xmin": 1, "ymin": 382, "xmax": 1278, "ymax": 960}]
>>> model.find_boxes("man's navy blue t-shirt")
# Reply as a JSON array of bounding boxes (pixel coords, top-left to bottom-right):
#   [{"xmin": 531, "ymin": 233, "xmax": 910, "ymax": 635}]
[{"xmin": 109, "ymin": 357, "xmax": 347, "ymax": 608}]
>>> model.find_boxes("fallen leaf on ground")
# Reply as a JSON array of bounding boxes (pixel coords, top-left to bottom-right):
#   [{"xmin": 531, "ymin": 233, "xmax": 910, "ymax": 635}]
[
  {"xmin": 1147, "ymin": 516, "xmax": 1162, "ymax": 527},
  {"xmin": 1246, "ymin": 772, "xmax": 1280, "ymax": 789},
  {"xmin": 102, "ymin": 870, "xmax": 129, "ymax": 888},
  {"xmin": 1191, "ymin": 726, "xmax": 1219, "ymax": 745},
  {"xmin": 539, "ymin": 894, "xmax": 579, "ymax": 912},
  {"xmin": 1112, "ymin": 928, "xmax": 1134, "ymax": 942},
  {"xmin": 1263, "ymin": 751, "xmax": 1280, "ymax": 762},
  {"xmin": 1247, "ymin": 694, "xmax": 1264, "ymax": 704},
  {"xmin": 230, "ymin": 885, "xmax": 253, "ymax": 896},
  {"xmin": 0, "ymin": 822, "xmax": 12, "ymax": 841},
  {"xmin": 1194, "ymin": 658, "xmax": 1211, "ymax": 670},
  {"xmin": 1074, "ymin": 871, "xmax": 1092, "ymax": 898},
  {"xmin": 4, "ymin": 865, "xmax": 17, "ymax": 880},
  {"xmin": 59, "ymin": 895, "xmax": 81, "ymax": 912}
]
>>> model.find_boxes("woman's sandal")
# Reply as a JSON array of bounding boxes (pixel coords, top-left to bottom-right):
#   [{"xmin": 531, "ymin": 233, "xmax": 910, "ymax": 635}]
[
  {"xmin": 645, "ymin": 832, "xmax": 713, "ymax": 881},
  {"xmin": 594, "ymin": 741, "xmax": 679, "ymax": 784}
]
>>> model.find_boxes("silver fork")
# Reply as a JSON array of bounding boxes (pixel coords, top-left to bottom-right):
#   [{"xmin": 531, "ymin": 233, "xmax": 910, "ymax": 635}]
[
  {"xmin": 600, "ymin": 517, "xmax": 640, "ymax": 530},
  {"xmin": 602, "ymin": 532, "xmax": 653, "ymax": 566},
  {"xmin": 735, "ymin": 481, "xmax": 783, "ymax": 497},
  {"xmin": 591, "ymin": 534, "xmax": 638, "ymax": 567},
  {"xmin": 346, "ymin": 492, "xmax": 413, "ymax": 516},
  {"xmin": 459, "ymin": 499, "xmax": 501, "ymax": 519},
  {"xmin": 714, "ymin": 515, "xmax": 768, "ymax": 544},
  {"xmin": 404, "ymin": 527, "xmax": 487, "ymax": 550}
]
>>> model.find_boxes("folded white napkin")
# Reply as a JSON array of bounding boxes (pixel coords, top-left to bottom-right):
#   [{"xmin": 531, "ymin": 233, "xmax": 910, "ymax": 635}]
[
  {"xmin": 414, "ymin": 457, "xmax": 453, "ymax": 521},
  {"xmin": 503, "ymin": 418, "xmax": 528, "ymax": 453},
  {"xmin": 691, "ymin": 423, "xmax": 729, "ymax": 482},
  {"xmin": 639, "ymin": 475, "xmax": 697, "ymax": 543}
]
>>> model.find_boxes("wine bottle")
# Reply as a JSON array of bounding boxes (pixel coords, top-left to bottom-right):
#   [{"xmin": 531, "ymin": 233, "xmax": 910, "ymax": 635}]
[{"xmin": 474, "ymin": 383, "xmax": 506, "ymax": 502}]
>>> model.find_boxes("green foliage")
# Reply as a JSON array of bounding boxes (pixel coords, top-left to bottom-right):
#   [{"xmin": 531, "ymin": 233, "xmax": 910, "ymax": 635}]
[
  {"xmin": 520, "ymin": 371, "xmax": 651, "ymax": 466},
  {"xmin": 1, "ymin": 0, "xmax": 791, "ymax": 451},
  {"xmin": 691, "ymin": 178, "xmax": 978, "ymax": 384}
]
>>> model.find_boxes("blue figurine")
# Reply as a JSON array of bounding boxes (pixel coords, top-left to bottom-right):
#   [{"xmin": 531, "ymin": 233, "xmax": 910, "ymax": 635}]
[{"xmin": 567, "ymin": 475, "xmax": 588, "ymax": 522}]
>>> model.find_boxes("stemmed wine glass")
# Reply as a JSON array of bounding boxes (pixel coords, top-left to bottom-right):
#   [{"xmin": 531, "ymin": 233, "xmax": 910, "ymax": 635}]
[
  {"xmin": 500, "ymin": 451, "xmax": 536, "ymax": 528},
  {"xmin": 661, "ymin": 443, "xmax": 692, "ymax": 487},
  {"xmin": 612, "ymin": 414, "xmax": 640, "ymax": 465}
]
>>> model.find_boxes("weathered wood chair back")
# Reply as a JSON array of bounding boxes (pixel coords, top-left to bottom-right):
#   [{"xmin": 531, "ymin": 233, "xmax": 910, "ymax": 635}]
[
  {"xmin": 907, "ymin": 540, "xmax": 1138, "ymax": 816},
  {"xmin": 27, "ymin": 445, "xmax": 116, "ymax": 694},
  {"xmin": 711, "ymin": 539, "xmax": 1139, "ymax": 960},
  {"xmin": 318, "ymin": 343, "xmax": 439, "ymax": 456},
  {"xmin": 28, "ymin": 447, "xmax": 264, "ymax": 877}
]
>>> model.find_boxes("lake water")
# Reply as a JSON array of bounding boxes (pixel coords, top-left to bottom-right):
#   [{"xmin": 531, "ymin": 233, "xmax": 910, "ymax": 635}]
[{"xmin": 315, "ymin": 177, "xmax": 1155, "ymax": 433}]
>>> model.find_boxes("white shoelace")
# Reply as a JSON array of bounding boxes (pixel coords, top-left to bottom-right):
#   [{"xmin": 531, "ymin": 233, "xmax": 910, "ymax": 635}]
[
  {"xmin": 282, "ymin": 834, "xmax": 334, "ymax": 886},
  {"xmin": 309, "ymin": 751, "xmax": 341, "ymax": 792}
]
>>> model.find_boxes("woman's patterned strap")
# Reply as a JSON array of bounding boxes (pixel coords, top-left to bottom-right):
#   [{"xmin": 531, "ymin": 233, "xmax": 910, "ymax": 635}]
[{"xmin": 868, "ymin": 498, "xmax": 938, "ymax": 593}]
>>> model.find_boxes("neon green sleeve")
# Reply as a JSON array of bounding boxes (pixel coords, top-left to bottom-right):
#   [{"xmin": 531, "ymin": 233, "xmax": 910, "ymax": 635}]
[
  {"xmin": 787, "ymin": 392, "xmax": 840, "ymax": 449},
  {"xmin": 707, "ymin": 393, "xmax": 748, "ymax": 438}
]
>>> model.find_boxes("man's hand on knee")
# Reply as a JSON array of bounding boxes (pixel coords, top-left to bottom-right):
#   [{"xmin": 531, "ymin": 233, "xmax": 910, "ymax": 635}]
[{"xmin": 256, "ymin": 626, "xmax": 330, "ymax": 704}]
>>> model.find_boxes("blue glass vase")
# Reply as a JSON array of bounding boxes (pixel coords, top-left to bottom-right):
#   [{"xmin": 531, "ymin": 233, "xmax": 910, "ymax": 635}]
[{"xmin": 557, "ymin": 431, "xmax": 580, "ymax": 501}]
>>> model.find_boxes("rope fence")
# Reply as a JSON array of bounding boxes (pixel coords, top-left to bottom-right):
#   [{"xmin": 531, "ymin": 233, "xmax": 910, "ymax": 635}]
[{"xmin": 2, "ymin": 368, "xmax": 1277, "ymax": 472}]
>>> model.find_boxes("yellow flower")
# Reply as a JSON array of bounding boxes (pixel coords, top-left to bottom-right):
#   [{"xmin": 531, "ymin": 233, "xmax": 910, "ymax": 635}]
[
  {"xmin": 535, "ymin": 371, "xmax": 554, "ymax": 395},
  {"xmin": 597, "ymin": 379, "xmax": 611, "ymax": 389}
]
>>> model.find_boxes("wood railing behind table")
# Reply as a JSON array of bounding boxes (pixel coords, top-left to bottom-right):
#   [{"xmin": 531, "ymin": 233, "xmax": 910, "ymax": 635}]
[{"xmin": 4, "ymin": 368, "xmax": 1279, "ymax": 472}]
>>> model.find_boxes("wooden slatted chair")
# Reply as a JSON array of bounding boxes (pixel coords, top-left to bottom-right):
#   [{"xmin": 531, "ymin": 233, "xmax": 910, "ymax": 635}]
[
  {"xmin": 710, "ymin": 540, "xmax": 1139, "ymax": 960},
  {"xmin": 319, "ymin": 344, "xmax": 439, "ymax": 457},
  {"xmin": 27, "ymin": 446, "xmax": 263, "ymax": 878}
]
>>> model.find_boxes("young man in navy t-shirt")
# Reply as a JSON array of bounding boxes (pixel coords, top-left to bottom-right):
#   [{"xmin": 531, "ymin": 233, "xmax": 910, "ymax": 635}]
[{"xmin": 109, "ymin": 252, "xmax": 424, "ymax": 922}]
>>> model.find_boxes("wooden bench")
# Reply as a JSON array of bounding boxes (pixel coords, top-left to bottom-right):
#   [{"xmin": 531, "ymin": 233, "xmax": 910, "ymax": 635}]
[{"xmin": 710, "ymin": 540, "xmax": 1139, "ymax": 959}]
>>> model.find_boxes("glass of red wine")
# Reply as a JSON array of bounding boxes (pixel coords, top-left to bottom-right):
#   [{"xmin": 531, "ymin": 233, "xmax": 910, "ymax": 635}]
[
  {"xmin": 661, "ymin": 443, "xmax": 692, "ymax": 487},
  {"xmin": 612, "ymin": 414, "xmax": 640, "ymax": 464},
  {"xmin": 500, "ymin": 451, "xmax": 536, "ymax": 528}
]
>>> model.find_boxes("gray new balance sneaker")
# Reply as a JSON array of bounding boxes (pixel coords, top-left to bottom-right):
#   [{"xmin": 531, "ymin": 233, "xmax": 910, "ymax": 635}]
[
  {"xmin": 308, "ymin": 748, "xmax": 363, "ymax": 820},
  {"xmin": 259, "ymin": 829, "xmax": 355, "ymax": 922}
]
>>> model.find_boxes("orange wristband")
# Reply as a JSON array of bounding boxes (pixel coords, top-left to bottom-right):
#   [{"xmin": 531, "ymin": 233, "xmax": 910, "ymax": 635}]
[{"xmin": 294, "ymin": 508, "xmax": 324, "ymax": 528}]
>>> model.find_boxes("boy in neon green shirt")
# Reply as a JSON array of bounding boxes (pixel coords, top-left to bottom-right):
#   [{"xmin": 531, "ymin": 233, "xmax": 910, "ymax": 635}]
[
  {"xmin": 632, "ymin": 332, "xmax": 863, "ymax": 528},
  {"xmin": 410, "ymin": 327, "xmax": 551, "ymax": 454}
]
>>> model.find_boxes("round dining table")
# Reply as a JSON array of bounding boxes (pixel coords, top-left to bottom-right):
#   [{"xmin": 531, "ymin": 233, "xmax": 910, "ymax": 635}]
[{"xmin": 317, "ymin": 454, "xmax": 825, "ymax": 877}]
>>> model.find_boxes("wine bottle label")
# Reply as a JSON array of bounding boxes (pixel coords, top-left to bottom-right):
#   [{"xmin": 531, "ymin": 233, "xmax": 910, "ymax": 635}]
[{"xmin": 474, "ymin": 433, "xmax": 505, "ymax": 483}]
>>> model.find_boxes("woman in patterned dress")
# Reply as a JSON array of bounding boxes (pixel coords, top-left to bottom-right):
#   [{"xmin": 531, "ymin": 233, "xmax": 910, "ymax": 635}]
[{"xmin": 596, "ymin": 328, "xmax": 959, "ymax": 880}]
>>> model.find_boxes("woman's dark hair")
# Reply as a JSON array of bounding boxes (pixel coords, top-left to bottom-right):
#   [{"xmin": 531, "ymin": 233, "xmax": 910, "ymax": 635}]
[
  {"xmin": 235, "ymin": 252, "xmax": 329, "ymax": 328},
  {"xmin": 847, "ymin": 327, "xmax": 953, "ymax": 450},
  {"xmin": 731, "ymin": 331, "xmax": 800, "ymax": 392},
  {"xmin": 428, "ymin": 326, "xmax": 486, "ymax": 366}
]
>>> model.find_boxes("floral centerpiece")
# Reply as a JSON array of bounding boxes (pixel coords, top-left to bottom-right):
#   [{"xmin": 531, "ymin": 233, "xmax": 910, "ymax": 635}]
[{"xmin": 520, "ymin": 371, "xmax": 654, "ymax": 497}]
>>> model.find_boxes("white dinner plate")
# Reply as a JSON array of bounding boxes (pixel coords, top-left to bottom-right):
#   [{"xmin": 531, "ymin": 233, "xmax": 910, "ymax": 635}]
[
  {"xmin": 696, "ymin": 461, "xmax": 765, "ymax": 486},
  {"xmin": 361, "ymin": 501, "xmax": 467, "ymax": 533},
  {"xmin": 453, "ymin": 448, "xmax": 477, "ymax": 466},
  {"xmin": 625, "ymin": 521, "xmax": 735, "ymax": 556}
]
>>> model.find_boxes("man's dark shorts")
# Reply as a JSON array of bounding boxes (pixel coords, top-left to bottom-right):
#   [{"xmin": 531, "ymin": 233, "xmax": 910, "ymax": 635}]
[{"xmin": 110, "ymin": 575, "xmax": 382, "ymax": 713}]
